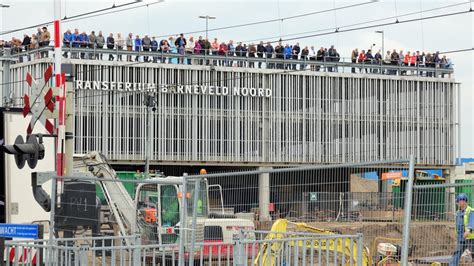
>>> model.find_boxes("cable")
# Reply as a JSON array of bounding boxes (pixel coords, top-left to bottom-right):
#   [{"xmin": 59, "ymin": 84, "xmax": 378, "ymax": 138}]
[
  {"xmin": 269, "ymin": 9, "xmax": 472, "ymax": 44},
  {"xmin": 0, "ymin": 1, "xmax": 158, "ymax": 36},
  {"xmin": 151, "ymin": 1, "xmax": 378, "ymax": 39},
  {"xmin": 439, "ymin": 48, "xmax": 474, "ymax": 54},
  {"xmin": 241, "ymin": 1, "xmax": 470, "ymax": 43}
]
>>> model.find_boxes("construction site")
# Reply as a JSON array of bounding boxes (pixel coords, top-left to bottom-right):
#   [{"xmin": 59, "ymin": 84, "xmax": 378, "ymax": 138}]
[{"xmin": 0, "ymin": 0, "xmax": 473, "ymax": 265}]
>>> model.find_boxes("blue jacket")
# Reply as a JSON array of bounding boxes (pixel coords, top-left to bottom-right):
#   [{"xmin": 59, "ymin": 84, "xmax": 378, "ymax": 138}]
[
  {"xmin": 78, "ymin": 34, "xmax": 88, "ymax": 46},
  {"xmin": 63, "ymin": 32, "xmax": 73, "ymax": 46},
  {"xmin": 72, "ymin": 34, "xmax": 80, "ymax": 47},
  {"xmin": 151, "ymin": 40, "xmax": 158, "ymax": 51},
  {"xmin": 283, "ymin": 46, "xmax": 292, "ymax": 59},
  {"xmin": 134, "ymin": 39, "xmax": 142, "ymax": 51}
]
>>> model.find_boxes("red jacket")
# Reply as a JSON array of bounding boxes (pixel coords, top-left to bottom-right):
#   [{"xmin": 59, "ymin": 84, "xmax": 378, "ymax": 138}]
[
  {"xmin": 218, "ymin": 43, "xmax": 228, "ymax": 56},
  {"xmin": 358, "ymin": 53, "xmax": 366, "ymax": 63},
  {"xmin": 404, "ymin": 54, "xmax": 411, "ymax": 65}
]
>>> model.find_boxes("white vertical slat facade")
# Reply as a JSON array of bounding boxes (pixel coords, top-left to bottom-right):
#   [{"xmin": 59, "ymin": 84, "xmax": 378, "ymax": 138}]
[{"xmin": 6, "ymin": 59, "xmax": 459, "ymax": 166}]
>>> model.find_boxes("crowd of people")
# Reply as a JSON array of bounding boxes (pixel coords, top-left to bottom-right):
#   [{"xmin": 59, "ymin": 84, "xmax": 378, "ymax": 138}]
[{"xmin": 0, "ymin": 27, "xmax": 454, "ymax": 77}]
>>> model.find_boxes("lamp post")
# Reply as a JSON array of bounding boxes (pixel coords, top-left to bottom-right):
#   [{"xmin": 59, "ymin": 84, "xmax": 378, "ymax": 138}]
[
  {"xmin": 375, "ymin": 30, "xmax": 384, "ymax": 56},
  {"xmin": 198, "ymin": 15, "xmax": 216, "ymax": 40}
]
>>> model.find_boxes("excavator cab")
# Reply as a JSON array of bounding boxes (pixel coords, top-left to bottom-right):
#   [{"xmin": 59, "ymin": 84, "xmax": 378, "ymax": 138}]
[{"xmin": 135, "ymin": 179, "xmax": 210, "ymax": 245}]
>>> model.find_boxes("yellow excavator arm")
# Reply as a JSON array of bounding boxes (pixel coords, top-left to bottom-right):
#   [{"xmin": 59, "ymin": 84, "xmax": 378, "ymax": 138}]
[{"xmin": 255, "ymin": 219, "xmax": 371, "ymax": 266}]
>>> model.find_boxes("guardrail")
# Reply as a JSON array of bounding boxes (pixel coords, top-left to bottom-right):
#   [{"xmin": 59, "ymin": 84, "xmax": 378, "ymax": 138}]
[
  {"xmin": 5, "ymin": 230, "xmax": 366, "ymax": 266},
  {"xmin": 2, "ymin": 46, "xmax": 455, "ymax": 78}
]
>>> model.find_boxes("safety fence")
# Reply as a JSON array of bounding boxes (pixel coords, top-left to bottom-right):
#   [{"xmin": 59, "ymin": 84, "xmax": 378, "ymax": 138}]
[
  {"xmin": 4, "ymin": 230, "xmax": 365, "ymax": 265},
  {"xmin": 402, "ymin": 181, "xmax": 471, "ymax": 265},
  {"xmin": 2, "ymin": 46, "xmax": 454, "ymax": 78},
  {"xmin": 4, "ymin": 155, "xmax": 416, "ymax": 265}
]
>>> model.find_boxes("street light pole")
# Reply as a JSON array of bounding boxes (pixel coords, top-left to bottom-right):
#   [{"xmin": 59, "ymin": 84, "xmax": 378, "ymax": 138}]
[
  {"xmin": 376, "ymin": 30, "xmax": 384, "ymax": 56},
  {"xmin": 198, "ymin": 15, "xmax": 216, "ymax": 40}
]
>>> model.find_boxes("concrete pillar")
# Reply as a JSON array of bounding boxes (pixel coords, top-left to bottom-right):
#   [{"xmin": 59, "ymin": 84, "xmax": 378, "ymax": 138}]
[{"xmin": 258, "ymin": 167, "xmax": 271, "ymax": 221}]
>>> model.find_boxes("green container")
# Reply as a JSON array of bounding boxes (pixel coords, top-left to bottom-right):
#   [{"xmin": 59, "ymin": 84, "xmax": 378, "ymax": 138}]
[
  {"xmin": 395, "ymin": 179, "xmax": 446, "ymax": 220},
  {"xmin": 96, "ymin": 171, "xmax": 145, "ymax": 204},
  {"xmin": 392, "ymin": 185, "xmax": 403, "ymax": 209},
  {"xmin": 455, "ymin": 179, "xmax": 474, "ymax": 206}
]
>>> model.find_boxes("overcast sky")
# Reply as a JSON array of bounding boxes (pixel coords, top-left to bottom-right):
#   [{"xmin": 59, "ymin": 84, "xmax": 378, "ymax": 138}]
[{"xmin": 1, "ymin": 0, "xmax": 473, "ymax": 158}]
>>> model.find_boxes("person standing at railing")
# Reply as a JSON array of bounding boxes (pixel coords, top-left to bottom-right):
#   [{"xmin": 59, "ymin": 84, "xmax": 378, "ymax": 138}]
[
  {"xmin": 96, "ymin": 31, "xmax": 105, "ymax": 60},
  {"xmin": 151, "ymin": 36, "xmax": 159, "ymax": 63},
  {"xmin": 241, "ymin": 43, "xmax": 248, "ymax": 68},
  {"xmin": 274, "ymin": 42, "xmax": 283, "ymax": 69},
  {"xmin": 308, "ymin": 46, "xmax": 316, "ymax": 71},
  {"xmin": 39, "ymin": 26, "xmax": 51, "ymax": 58},
  {"xmin": 358, "ymin": 49, "xmax": 367, "ymax": 73},
  {"xmin": 416, "ymin": 51, "xmax": 424, "ymax": 76},
  {"xmin": 409, "ymin": 51, "xmax": 417, "ymax": 75},
  {"xmin": 283, "ymin": 44, "xmax": 292, "ymax": 70},
  {"xmin": 292, "ymin": 43, "xmax": 300, "ymax": 70},
  {"xmin": 160, "ymin": 39, "xmax": 170, "ymax": 63},
  {"xmin": 351, "ymin": 48, "xmax": 358, "ymax": 73},
  {"xmin": 210, "ymin": 38, "xmax": 219, "ymax": 66},
  {"xmin": 256, "ymin": 41, "xmax": 265, "ymax": 68},
  {"xmin": 450, "ymin": 193, "xmax": 474, "ymax": 266},
  {"xmin": 390, "ymin": 49, "xmax": 399, "ymax": 75},
  {"xmin": 301, "ymin": 46, "xmax": 309, "ymax": 70},
  {"xmin": 116, "ymin": 33, "xmax": 124, "ymax": 61},
  {"xmin": 374, "ymin": 50, "xmax": 382, "ymax": 74},
  {"xmin": 175, "ymin": 33, "xmax": 187, "ymax": 64},
  {"xmin": 169, "ymin": 36, "xmax": 177, "ymax": 64},
  {"xmin": 327, "ymin": 45, "xmax": 337, "ymax": 72},
  {"xmin": 142, "ymin": 35, "xmax": 151, "ymax": 62},
  {"xmin": 62, "ymin": 30, "xmax": 72, "ymax": 58},
  {"xmin": 21, "ymin": 34, "xmax": 31, "ymax": 62},
  {"xmin": 88, "ymin": 31, "xmax": 97, "ymax": 60},
  {"xmin": 265, "ymin": 42, "xmax": 274, "ymax": 69},
  {"xmin": 107, "ymin": 33, "xmax": 115, "ymax": 61},
  {"xmin": 194, "ymin": 38, "xmax": 202, "ymax": 65},
  {"xmin": 425, "ymin": 53, "xmax": 434, "ymax": 77},
  {"xmin": 227, "ymin": 40, "xmax": 235, "ymax": 67},
  {"xmin": 402, "ymin": 51, "xmax": 411, "ymax": 75},
  {"xmin": 366, "ymin": 49, "xmax": 374, "ymax": 73},
  {"xmin": 126, "ymin": 33, "xmax": 133, "ymax": 62},
  {"xmin": 134, "ymin": 35, "xmax": 141, "ymax": 62},
  {"xmin": 202, "ymin": 37, "xmax": 211, "ymax": 65},
  {"xmin": 35, "ymin": 28, "xmax": 42, "ymax": 58},
  {"xmin": 71, "ymin": 29, "xmax": 80, "ymax": 59},
  {"xmin": 248, "ymin": 43, "xmax": 256, "ymax": 68},
  {"xmin": 218, "ymin": 41, "xmax": 228, "ymax": 66},
  {"xmin": 78, "ymin": 31, "xmax": 88, "ymax": 59},
  {"xmin": 383, "ymin": 51, "xmax": 391, "ymax": 75},
  {"xmin": 185, "ymin": 36, "xmax": 194, "ymax": 65},
  {"xmin": 30, "ymin": 34, "xmax": 38, "ymax": 60}
]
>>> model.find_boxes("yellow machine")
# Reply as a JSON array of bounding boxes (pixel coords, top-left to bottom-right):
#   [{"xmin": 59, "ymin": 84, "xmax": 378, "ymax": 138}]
[{"xmin": 255, "ymin": 219, "xmax": 372, "ymax": 265}]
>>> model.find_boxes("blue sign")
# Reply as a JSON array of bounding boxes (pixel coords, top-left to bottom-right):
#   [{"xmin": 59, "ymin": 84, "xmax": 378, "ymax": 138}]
[{"xmin": 0, "ymin": 224, "xmax": 38, "ymax": 239}]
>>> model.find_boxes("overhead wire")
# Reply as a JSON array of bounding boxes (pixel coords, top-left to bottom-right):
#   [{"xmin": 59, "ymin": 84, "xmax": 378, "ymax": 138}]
[
  {"xmin": 263, "ymin": 8, "xmax": 472, "ymax": 44},
  {"xmin": 0, "ymin": 1, "xmax": 162, "ymax": 36},
  {"xmin": 241, "ymin": 1, "xmax": 470, "ymax": 43},
  {"xmin": 151, "ymin": 1, "xmax": 378, "ymax": 39}
]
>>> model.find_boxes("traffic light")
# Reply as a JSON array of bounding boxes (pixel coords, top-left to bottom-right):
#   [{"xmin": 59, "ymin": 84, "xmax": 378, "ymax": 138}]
[{"xmin": 1, "ymin": 134, "xmax": 45, "ymax": 169}]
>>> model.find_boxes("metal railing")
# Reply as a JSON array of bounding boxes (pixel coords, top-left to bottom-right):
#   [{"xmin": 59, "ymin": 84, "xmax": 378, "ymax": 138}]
[
  {"xmin": 2, "ymin": 46, "xmax": 455, "ymax": 78},
  {"xmin": 5, "ymin": 230, "xmax": 366, "ymax": 266}
]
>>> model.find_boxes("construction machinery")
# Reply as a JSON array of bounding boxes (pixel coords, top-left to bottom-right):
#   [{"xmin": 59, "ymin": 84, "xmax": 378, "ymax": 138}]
[
  {"xmin": 255, "ymin": 219, "xmax": 372, "ymax": 265},
  {"xmin": 34, "ymin": 152, "xmax": 255, "ymax": 261}
]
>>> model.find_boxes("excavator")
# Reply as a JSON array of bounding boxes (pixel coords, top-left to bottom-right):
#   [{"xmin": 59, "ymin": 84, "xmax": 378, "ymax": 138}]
[
  {"xmin": 255, "ymin": 219, "xmax": 372, "ymax": 265},
  {"xmin": 32, "ymin": 152, "xmax": 256, "ymax": 261}
]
